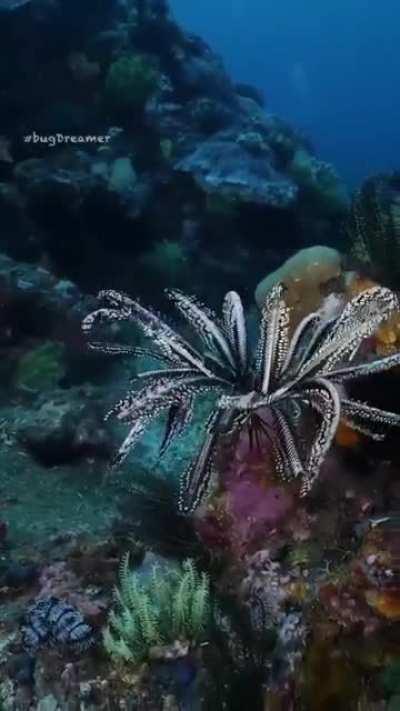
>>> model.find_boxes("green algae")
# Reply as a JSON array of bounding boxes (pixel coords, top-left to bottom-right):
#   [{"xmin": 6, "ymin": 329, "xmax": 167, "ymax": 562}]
[
  {"xmin": 14, "ymin": 342, "xmax": 65, "ymax": 393},
  {"xmin": 105, "ymin": 54, "xmax": 159, "ymax": 112}
]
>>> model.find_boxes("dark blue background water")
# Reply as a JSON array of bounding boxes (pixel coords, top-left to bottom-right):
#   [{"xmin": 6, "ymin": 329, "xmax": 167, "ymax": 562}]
[{"xmin": 171, "ymin": 0, "xmax": 400, "ymax": 188}]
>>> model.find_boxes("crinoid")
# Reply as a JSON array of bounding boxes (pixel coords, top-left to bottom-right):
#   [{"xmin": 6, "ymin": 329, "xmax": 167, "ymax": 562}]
[{"xmin": 82, "ymin": 284, "xmax": 400, "ymax": 513}]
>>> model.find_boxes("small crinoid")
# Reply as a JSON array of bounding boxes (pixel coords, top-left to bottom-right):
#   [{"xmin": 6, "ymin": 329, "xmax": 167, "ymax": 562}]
[{"xmin": 83, "ymin": 282, "xmax": 400, "ymax": 513}]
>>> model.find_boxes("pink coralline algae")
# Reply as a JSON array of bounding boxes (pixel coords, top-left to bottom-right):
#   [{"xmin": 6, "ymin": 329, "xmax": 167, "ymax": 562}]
[
  {"xmin": 227, "ymin": 476, "xmax": 294, "ymax": 553},
  {"xmin": 196, "ymin": 427, "xmax": 296, "ymax": 556}
]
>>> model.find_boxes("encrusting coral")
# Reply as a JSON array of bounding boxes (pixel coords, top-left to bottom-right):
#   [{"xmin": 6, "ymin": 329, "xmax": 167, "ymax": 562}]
[{"xmin": 103, "ymin": 555, "xmax": 210, "ymax": 665}]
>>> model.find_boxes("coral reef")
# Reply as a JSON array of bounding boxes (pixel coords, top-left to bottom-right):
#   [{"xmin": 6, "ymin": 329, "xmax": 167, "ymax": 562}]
[
  {"xmin": 0, "ymin": 0, "xmax": 346, "ymax": 302},
  {"xmin": 105, "ymin": 54, "xmax": 160, "ymax": 113},
  {"xmin": 0, "ymin": 2, "xmax": 400, "ymax": 709},
  {"xmin": 0, "ymin": 246, "xmax": 398, "ymax": 709},
  {"xmin": 347, "ymin": 173, "xmax": 400, "ymax": 289},
  {"xmin": 176, "ymin": 130, "xmax": 298, "ymax": 208},
  {"xmin": 16, "ymin": 388, "xmax": 112, "ymax": 466}
]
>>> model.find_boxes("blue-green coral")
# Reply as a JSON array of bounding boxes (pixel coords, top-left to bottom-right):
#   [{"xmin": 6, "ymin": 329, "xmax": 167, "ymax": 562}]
[{"xmin": 103, "ymin": 555, "xmax": 211, "ymax": 665}]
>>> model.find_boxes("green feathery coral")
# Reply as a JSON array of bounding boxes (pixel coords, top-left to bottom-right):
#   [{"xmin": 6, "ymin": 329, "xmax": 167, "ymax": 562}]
[{"xmin": 103, "ymin": 554, "xmax": 211, "ymax": 665}]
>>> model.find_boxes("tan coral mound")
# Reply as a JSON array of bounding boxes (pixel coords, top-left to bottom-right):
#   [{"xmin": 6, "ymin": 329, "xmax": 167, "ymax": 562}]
[{"xmin": 255, "ymin": 245, "xmax": 342, "ymax": 324}]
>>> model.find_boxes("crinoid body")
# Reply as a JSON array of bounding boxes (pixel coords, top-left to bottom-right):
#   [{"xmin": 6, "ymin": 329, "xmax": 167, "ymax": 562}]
[{"xmin": 83, "ymin": 283, "xmax": 400, "ymax": 513}]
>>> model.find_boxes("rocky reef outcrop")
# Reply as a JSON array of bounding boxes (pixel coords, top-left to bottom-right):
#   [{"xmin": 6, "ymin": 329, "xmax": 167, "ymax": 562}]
[{"xmin": 0, "ymin": 0, "xmax": 348, "ymax": 305}]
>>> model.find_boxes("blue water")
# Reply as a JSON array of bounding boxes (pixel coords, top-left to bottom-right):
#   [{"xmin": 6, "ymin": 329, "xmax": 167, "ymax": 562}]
[{"xmin": 171, "ymin": 0, "xmax": 400, "ymax": 188}]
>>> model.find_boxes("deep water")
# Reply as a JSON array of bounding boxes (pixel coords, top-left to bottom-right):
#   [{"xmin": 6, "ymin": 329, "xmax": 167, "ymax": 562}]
[{"xmin": 171, "ymin": 0, "xmax": 400, "ymax": 188}]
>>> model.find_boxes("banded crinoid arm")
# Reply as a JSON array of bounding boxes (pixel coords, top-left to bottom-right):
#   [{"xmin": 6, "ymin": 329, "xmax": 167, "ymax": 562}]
[
  {"xmin": 270, "ymin": 408, "xmax": 305, "ymax": 481},
  {"xmin": 255, "ymin": 283, "xmax": 290, "ymax": 395},
  {"xmin": 82, "ymin": 289, "xmax": 213, "ymax": 377},
  {"xmin": 280, "ymin": 309, "xmax": 338, "ymax": 378},
  {"xmin": 158, "ymin": 393, "xmax": 195, "ymax": 457},
  {"xmin": 130, "ymin": 367, "xmax": 213, "ymax": 386},
  {"xmin": 297, "ymin": 378, "xmax": 341, "ymax": 496},
  {"xmin": 296, "ymin": 286, "xmax": 400, "ymax": 380},
  {"xmin": 327, "ymin": 349, "xmax": 400, "ymax": 383},
  {"xmin": 222, "ymin": 291, "xmax": 248, "ymax": 376},
  {"xmin": 214, "ymin": 390, "xmax": 307, "ymax": 483},
  {"xmin": 264, "ymin": 377, "xmax": 341, "ymax": 495},
  {"xmin": 252, "ymin": 377, "xmax": 341, "ymax": 494},
  {"xmin": 280, "ymin": 311, "xmax": 322, "ymax": 376},
  {"xmin": 166, "ymin": 289, "xmax": 244, "ymax": 377},
  {"xmin": 178, "ymin": 408, "xmax": 226, "ymax": 514},
  {"xmin": 107, "ymin": 375, "xmax": 226, "ymax": 468},
  {"xmin": 293, "ymin": 378, "xmax": 400, "ymax": 494},
  {"xmin": 339, "ymin": 398, "xmax": 400, "ymax": 440}
]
